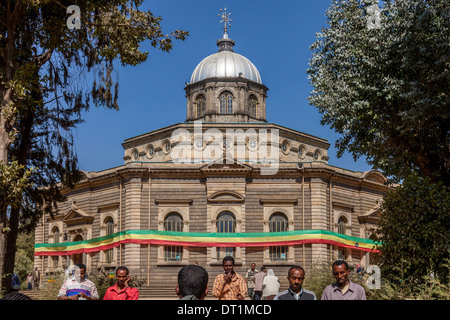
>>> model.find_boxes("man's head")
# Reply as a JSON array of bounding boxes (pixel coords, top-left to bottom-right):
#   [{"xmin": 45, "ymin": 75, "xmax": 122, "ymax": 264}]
[
  {"xmin": 287, "ymin": 266, "xmax": 305, "ymax": 294},
  {"xmin": 251, "ymin": 263, "xmax": 256, "ymax": 270},
  {"xmin": 222, "ymin": 256, "xmax": 235, "ymax": 274},
  {"xmin": 115, "ymin": 266, "xmax": 129, "ymax": 286},
  {"xmin": 74, "ymin": 263, "xmax": 86, "ymax": 282},
  {"xmin": 332, "ymin": 260, "xmax": 350, "ymax": 287},
  {"xmin": 176, "ymin": 265, "xmax": 209, "ymax": 299},
  {"xmin": 261, "ymin": 266, "xmax": 267, "ymax": 273}
]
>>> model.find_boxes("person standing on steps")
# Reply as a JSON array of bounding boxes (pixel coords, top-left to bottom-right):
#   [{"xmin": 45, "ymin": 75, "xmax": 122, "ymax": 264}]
[{"xmin": 212, "ymin": 256, "xmax": 247, "ymax": 300}]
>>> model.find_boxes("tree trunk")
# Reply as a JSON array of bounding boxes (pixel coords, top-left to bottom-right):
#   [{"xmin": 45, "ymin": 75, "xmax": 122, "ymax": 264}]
[
  {"xmin": 0, "ymin": 115, "xmax": 11, "ymax": 289},
  {"xmin": 2, "ymin": 206, "xmax": 19, "ymax": 293},
  {"xmin": 1, "ymin": 90, "xmax": 37, "ymax": 292}
]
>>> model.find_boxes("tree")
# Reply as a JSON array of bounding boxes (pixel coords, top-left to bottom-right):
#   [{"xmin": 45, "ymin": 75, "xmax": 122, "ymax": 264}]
[
  {"xmin": 307, "ymin": 0, "xmax": 449, "ymax": 185},
  {"xmin": 0, "ymin": 0, "xmax": 188, "ymax": 292},
  {"xmin": 374, "ymin": 174, "xmax": 450, "ymax": 289},
  {"xmin": 13, "ymin": 231, "xmax": 35, "ymax": 285}
]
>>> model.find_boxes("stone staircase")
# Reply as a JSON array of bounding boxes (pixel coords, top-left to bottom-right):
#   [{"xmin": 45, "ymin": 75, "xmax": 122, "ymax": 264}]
[{"xmin": 138, "ymin": 286, "xmax": 179, "ymax": 300}]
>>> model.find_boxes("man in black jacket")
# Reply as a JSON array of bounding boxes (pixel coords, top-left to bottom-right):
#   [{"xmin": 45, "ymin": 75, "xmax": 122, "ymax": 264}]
[{"xmin": 274, "ymin": 266, "xmax": 316, "ymax": 300}]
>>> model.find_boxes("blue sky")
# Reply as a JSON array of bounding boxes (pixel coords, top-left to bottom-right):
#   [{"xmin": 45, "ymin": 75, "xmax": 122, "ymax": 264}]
[{"xmin": 74, "ymin": 0, "xmax": 373, "ymax": 173}]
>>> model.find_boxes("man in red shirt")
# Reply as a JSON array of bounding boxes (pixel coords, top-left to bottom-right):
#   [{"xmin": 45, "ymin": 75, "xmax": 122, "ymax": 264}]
[{"xmin": 103, "ymin": 266, "xmax": 139, "ymax": 300}]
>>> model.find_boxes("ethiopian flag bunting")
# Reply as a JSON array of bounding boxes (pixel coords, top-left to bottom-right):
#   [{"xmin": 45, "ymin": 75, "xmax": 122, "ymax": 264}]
[{"xmin": 35, "ymin": 229, "xmax": 380, "ymax": 256}]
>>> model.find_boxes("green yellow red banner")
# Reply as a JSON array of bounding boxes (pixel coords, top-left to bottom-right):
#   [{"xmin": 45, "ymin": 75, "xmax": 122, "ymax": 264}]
[{"xmin": 35, "ymin": 229, "xmax": 380, "ymax": 256}]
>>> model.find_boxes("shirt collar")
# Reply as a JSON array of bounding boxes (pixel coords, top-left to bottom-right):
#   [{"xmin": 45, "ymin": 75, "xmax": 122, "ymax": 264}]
[
  {"xmin": 333, "ymin": 280, "xmax": 355, "ymax": 292},
  {"xmin": 111, "ymin": 284, "xmax": 128, "ymax": 293},
  {"xmin": 288, "ymin": 287, "xmax": 303, "ymax": 299}
]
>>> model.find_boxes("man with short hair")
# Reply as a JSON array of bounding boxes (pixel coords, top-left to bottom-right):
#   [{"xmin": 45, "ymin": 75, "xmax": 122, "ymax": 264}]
[
  {"xmin": 212, "ymin": 256, "xmax": 247, "ymax": 300},
  {"xmin": 252, "ymin": 265, "xmax": 267, "ymax": 300},
  {"xmin": 245, "ymin": 263, "xmax": 259, "ymax": 300},
  {"xmin": 57, "ymin": 263, "xmax": 99, "ymax": 300},
  {"xmin": 103, "ymin": 266, "xmax": 140, "ymax": 300},
  {"xmin": 321, "ymin": 260, "xmax": 366, "ymax": 300},
  {"xmin": 176, "ymin": 265, "xmax": 209, "ymax": 300},
  {"xmin": 274, "ymin": 265, "xmax": 316, "ymax": 300},
  {"xmin": 32, "ymin": 266, "xmax": 40, "ymax": 290}
]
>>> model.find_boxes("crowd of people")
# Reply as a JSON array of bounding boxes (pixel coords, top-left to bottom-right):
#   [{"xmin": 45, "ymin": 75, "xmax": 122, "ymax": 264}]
[
  {"xmin": 56, "ymin": 257, "xmax": 366, "ymax": 300},
  {"xmin": 1, "ymin": 257, "xmax": 366, "ymax": 300}
]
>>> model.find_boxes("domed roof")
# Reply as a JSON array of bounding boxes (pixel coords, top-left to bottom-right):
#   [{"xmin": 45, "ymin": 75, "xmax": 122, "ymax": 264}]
[{"xmin": 190, "ymin": 37, "xmax": 262, "ymax": 84}]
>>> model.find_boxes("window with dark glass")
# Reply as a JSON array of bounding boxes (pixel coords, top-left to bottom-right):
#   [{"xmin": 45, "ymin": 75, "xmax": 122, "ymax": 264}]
[
  {"xmin": 216, "ymin": 211, "xmax": 236, "ymax": 260},
  {"xmin": 269, "ymin": 213, "xmax": 288, "ymax": 261},
  {"xmin": 164, "ymin": 213, "xmax": 183, "ymax": 261},
  {"xmin": 220, "ymin": 91, "xmax": 233, "ymax": 114},
  {"xmin": 52, "ymin": 227, "xmax": 60, "ymax": 268},
  {"xmin": 337, "ymin": 217, "xmax": 347, "ymax": 260},
  {"xmin": 248, "ymin": 95, "xmax": 257, "ymax": 118},
  {"xmin": 105, "ymin": 218, "xmax": 114, "ymax": 263},
  {"xmin": 195, "ymin": 95, "xmax": 206, "ymax": 118}
]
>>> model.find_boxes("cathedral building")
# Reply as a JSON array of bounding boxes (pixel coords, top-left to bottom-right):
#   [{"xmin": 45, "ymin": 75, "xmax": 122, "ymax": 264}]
[{"xmin": 34, "ymin": 19, "xmax": 387, "ymax": 296}]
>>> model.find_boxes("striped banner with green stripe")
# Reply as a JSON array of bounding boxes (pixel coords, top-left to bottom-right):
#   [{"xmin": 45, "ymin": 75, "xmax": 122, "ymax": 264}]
[{"xmin": 35, "ymin": 229, "xmax": 380, "ymax": 256}]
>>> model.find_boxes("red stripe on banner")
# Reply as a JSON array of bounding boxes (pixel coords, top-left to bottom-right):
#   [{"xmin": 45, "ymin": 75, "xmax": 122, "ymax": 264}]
[
  {"xmin": 34, "ymin": 242, "xmax": 120, "ymax": 256},
  {"xmin": 35, "ymin": 238, "xmax": 379, "ymax": 256}
]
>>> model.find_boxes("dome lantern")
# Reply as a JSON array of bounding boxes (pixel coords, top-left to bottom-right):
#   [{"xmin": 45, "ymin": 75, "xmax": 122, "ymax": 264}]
[{"xmin": 185, "ymin": 9, "xmax": 268, "ymax": 123}]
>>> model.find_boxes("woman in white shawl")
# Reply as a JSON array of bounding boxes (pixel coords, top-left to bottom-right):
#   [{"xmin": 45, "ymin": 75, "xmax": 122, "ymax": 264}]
[{"xmin": 262, "ymin": 269, "xmax": 280, "ymax": 300}]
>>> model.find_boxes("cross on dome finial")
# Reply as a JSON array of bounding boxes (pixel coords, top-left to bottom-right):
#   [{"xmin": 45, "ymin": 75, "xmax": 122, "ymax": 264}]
[{"xmin": 218, "ymin": 8, "xmax": 232, "ymax": 38}]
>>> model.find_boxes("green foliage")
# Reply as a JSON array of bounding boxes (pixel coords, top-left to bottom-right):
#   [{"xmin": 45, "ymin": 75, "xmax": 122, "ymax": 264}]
[
  {"xmin": 38, "ymin": 271, "xmax": 66, "ymax": 300},
  {"xmin": 1, "ymin": 0, "xmax": 188, "ymax": 218},
  {"xmin": 308, "ymin": 0, "xmax": 449, "ymax": 185},
  {"xmin": 0, "ymin": 161, "xmax": 34, "ymax": 211},
  {"xmin": 366, "ymin": 259, "xmax": 450, "ymax": 300},
  {"xmin": 0, "ymin": 1, "xmax": 188, "ymax": 285},
  {"xmin": 14, "ymin": 231, "xmax": 35, "ymax": 287},
  {"xmin": 374, "ymin": 174, "xmax": 450, "ymax": 287},
  {"xmin": 303, "ymin": 261, "xmax": 336, "ymax": 298}
]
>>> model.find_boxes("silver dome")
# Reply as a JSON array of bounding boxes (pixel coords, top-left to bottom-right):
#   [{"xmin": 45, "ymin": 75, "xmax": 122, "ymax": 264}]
[{"xmin": 190, "ymin": 50, "xmax": 262, "ymax": 84}]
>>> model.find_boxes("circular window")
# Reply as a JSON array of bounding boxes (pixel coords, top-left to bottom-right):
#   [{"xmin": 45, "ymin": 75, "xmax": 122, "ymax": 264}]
[
  {"xmin": 131, "ymin": 149, "xmax": 139, "ymax": 161},
  {"xmin": 314, "ymin": 149, "xmax": 321, "ymax": 161},
  {"xmin": 222, "ymin": 136, "xmax": 233, "ymax": 151},
  {"xmin": 146, "ymin": 144, "xmax": 155, "ymax": 159},
  {"xmin": 298, "ymin": 145, "xmax": 306, "ymax": 159},
  {"xmin": 193, "ymin": 137, "xmax": 205, "ymax": 151},
  {"xmin": 246, "ymin": 137, "xmax": 259, "ymax": 151},
  {"xmin": 162, "ymin": 140, "xmax": 171, "ymax": 154},
  {"xmin": 281, "ymin": 140, "xmax": 290, "ymax": 155}
]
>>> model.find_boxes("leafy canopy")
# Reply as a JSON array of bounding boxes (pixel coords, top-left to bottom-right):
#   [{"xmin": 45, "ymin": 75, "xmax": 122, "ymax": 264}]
[
  {"xmin": 0, "ymin": 0, "xmax": 187, "ymax": 290},
  {"xmin": 308, "ymin": 0, "xmax": 449, "ymax": 185}
]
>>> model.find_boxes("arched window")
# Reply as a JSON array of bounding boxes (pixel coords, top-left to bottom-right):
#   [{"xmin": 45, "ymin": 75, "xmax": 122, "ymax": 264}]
[
  {"xmin": 52, "ymin": 227, "xmax": 60, "ymax": 244},
  {"xmin": 337, "ymin": 217, "xmax": 347, "ymax": 260},
  {"xmin": 52, "ymin": 227, "xmax": 60, "ymax": 268},
  {"xmin": 269, "ymin": 213, "xmax": 288, "ymax": 261},
  {"xmin": 248, "ymin": 95, "xmax": 258, "ymax": 118},
  {"xmin": 220, "ymin": 91, "xmax": 233, "ymax": 114},
  {"xmin": 195, "ymin": 95, "xmax": 206, "ymax": 118},
  {"xmin": 338, "ymin": 217, "xmax": 346, "ymax": 234},
  {"xmin": 216, "ymin": 211, "xmax": 236, "ymax": 260},
  {"xmin": 164, "ymin": 213, "xmax": 183, "ymax": 261},
  {"xmin": 105, "ymin": 217, "xmax": 114, "ymax": 263}
]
